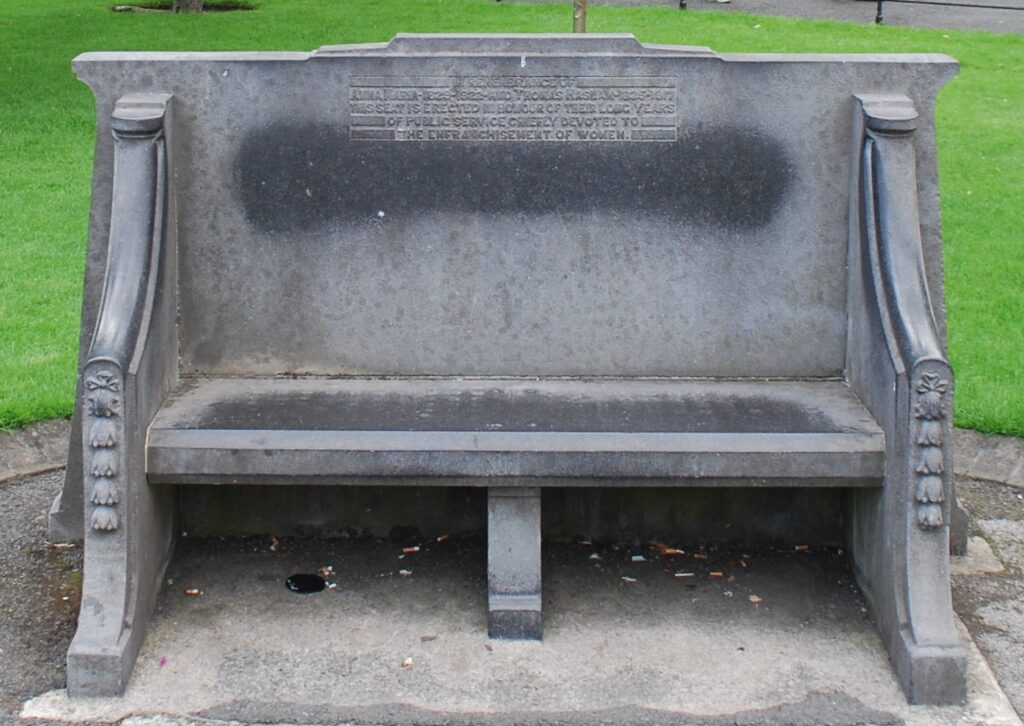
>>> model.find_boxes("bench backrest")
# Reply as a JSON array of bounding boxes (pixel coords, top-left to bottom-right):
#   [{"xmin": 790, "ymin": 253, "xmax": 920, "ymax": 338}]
[{"xmin": 74, "ymin": 35, "xmax": 955, "ymax": 378}]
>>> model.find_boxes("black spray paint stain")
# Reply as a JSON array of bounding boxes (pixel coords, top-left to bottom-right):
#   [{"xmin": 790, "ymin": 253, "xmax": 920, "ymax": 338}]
[{"xmin": 235, "ymin": 122, "xmax": 794, "ymax": 235}]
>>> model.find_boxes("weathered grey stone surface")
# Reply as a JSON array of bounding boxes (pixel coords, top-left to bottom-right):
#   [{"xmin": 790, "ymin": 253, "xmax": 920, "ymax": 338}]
[
  {"xmin": 59, "ymin": 34, "xmax": 964, "ymax": 704},
  {"xmin": 487, "ymin": 487, "xmax": 543, "ymax": 639},
  {"xmin": 146, "ymin": 377, "xmax": 886, "ymax": 485},
  {"xmin": 69, "ymin": 37, "xmax": 954, "ymax": 380},
  {"xmin": 64, "ymin": 93, "xmax": 178, "ymax": 699}
]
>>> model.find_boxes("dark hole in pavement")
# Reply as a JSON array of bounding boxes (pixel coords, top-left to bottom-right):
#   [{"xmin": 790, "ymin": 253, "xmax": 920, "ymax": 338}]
[{"xmin": 285, "ymin": 573, "xmax": 325, "ymax": 593}]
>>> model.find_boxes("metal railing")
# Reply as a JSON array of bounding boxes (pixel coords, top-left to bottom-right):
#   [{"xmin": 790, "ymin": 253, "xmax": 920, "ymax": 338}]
[{"xmin": 859, "ymin": 0, "xmax": 1024, "ymax": 24}]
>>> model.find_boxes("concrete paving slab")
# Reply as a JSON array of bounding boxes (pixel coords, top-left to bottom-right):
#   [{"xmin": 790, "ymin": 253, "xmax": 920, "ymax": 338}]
[
  {"xmin": 979, "ymin": 519, "xmax": 1024, "ymax": 572},
  {"xmin": 969, "ymin": 438, "xmax": 1024, "ymax": 486},
  {"xmin": 1007, "ymin": 457, "xmax": 1024, "ymax": 490},
  {"xmin": 20, "ymin": 537, "xmax": 1022, "ymax": 725},
  {"xmin": 0, "ymin": 420, "xmax": 69, "ymax": 484},
  {"xmin": 954, "ymin": 557, "xmax": 1024, "ymax": 719},
  {"xmin": 951, "ymin": 479, "xmax": 1024, "ymax": 718},
  {"xmin": 955, "ymin": 428, "xmax": 988, "ymax": 479},
  {"xmin": 951, "ymin": 535, "xmax": 1005, "ymax": 576}
]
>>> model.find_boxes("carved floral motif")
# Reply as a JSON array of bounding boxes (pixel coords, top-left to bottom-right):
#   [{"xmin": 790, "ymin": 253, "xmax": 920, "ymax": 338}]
[
  {"xmin": 89, "ymin": 419, "xmax": 117, "ymax": 448},
  {"xmin": 913, "ymin": 372, "xmax": 948, "ymax": 530},
  {"xmin": 90, "ymin": 478, "xmax": 119, "ymax": 506},
  {"xmin": 84, "ymin": 368, "xmax": 122, "ymax": 532}
]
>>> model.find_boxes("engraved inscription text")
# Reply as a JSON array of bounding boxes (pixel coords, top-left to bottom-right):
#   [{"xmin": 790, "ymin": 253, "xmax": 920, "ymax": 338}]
[{"xmin": 349, "ymin": 76, "xmax": 677, "ymax": 142}]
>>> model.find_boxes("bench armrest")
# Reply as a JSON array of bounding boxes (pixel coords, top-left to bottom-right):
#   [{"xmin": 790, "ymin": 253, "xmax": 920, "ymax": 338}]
[
  {"xmin": 86, "ymin": 95, "xmax": 172, "ymax": 367},
  {"xmin": 848, "ymin": 94, "xmax": 952, "ymax": 531},
  {"xmin": 68, "ymin": 94, "xmax": 181, "ymax": 694},
  {"xmin": 845, "ymin": 94, "xmax": 965, "ymax": 702},
  {"xmin": 81, "ymin": 94, "xmax": 177, "ymax": 533}
]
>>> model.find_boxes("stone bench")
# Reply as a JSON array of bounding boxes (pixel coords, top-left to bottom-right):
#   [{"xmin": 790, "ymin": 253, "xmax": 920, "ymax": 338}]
[{"xmin": 53, "ymin": 34, "xmax": 965, "ymax": 703}]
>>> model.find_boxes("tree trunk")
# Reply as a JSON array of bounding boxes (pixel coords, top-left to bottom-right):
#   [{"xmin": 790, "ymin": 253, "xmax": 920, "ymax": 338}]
[
  {"xmin": 573, "ymin": 0, "xmax": 586, "ymax": 33},
  {"xmin": 173, "ymin": 0, "xmax": 204, "ymax": 12}
]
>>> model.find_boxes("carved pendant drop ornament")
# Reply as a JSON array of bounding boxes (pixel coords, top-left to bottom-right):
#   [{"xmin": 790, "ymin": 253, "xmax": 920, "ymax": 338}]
[
  {"xmin": 84, "ymin": 369, "xmax": 123, "ymax": 532},
  {"xmin": 912, "ymin": 372, "xmax": 949, "ymax": 530}
]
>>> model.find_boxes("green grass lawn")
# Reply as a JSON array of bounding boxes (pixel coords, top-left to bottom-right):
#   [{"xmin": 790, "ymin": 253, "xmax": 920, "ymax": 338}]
[{"xmin": 1, "ymin": 0, "xmax": 1021, "ymax": 434}]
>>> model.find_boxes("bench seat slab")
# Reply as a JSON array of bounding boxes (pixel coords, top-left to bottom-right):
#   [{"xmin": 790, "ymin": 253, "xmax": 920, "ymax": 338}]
[{"xmin": 147, "ymin": 377, "xmax": 885, "ymax": 486}]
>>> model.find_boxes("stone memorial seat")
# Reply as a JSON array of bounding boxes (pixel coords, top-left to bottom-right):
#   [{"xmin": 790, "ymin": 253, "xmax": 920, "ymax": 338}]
[{"xmin": 53, "ymin": 34, "xmax": 966, "ymax": 704}]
